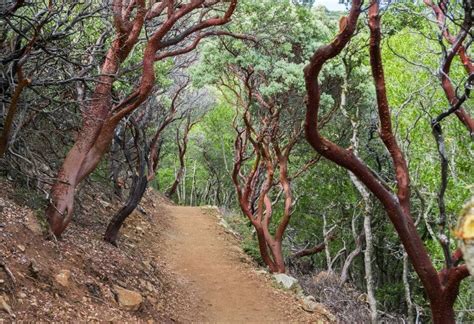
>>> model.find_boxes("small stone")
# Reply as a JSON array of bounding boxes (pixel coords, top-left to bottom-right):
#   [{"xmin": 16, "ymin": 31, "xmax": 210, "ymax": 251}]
[
  {"xmin": 218, "ymin": 218, "xmax": 230, "ymax": 230},
  {"xmin": 142, "ymin": 260, "xmax": 152, "ymax": 271},
  {"xmin": 146, "ymin": 296, "xmax": 158, "ymax": 305},
  {"xmin": 0, "ymin": 295, "xmax": 14, "ymax": 318},
  {"xmin": 300, "ymin": 298, "xmax": 336, "ymax": 322},
  {"xmin": 24, "ymin": 211, "xmax": 43, "ymax": 235},
  {"xmin": 29, "ymin": 260, "xmax": 40, "ymax": 277},
  {"xmin": 272, "ymin": 273, "xmax": 299, "ymax": 290},
  {"xmin": 146, "ymin": 281, "xmax": 154, "ymax": 292},
  {"xmin": 55, "ymin": 270, "xmax": 71, "ymax": 287},
  {"xmin": 17, "ymin": 245, "xmax": 26, "ymax": 252},
  {"xmin": 113, "ymin": 285, "xmax": 143, "ymax": 311},
  {"xmin": 18, "ymin": 292, "xmax": 27, "ymax": 299},
  {"xmin": 301, "ymin": 295, "xmax": 318, "ymax": 312}
]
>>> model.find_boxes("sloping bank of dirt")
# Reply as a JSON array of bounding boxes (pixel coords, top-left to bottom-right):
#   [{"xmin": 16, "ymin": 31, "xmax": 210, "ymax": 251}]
[
  {"xmin": 0, "ymin": 179, "xmax": 327, "ymax": 322},
  {"xmin": 0, "ymin": 179, "xmax": 194, "ymax": 322}
]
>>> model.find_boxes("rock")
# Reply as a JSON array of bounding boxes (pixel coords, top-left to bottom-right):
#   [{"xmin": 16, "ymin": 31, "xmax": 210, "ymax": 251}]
[
  {"xmin": 273, "ymin": 273, "xmax": 299, "ymax": 290},
  {"xmin": 146, "ymin": 281, "xmax": 154, "ymax": 293},
  {"xmin": 55, "ymin": 270, "xmax": 71, "ymax": 287},
  {"xmin": 301, "ymin": 295, "xmax": 318, "ymax": 312},
  {"xmin": 142, "ymin": 260, "xmax": 152, "ymax": 271},
  {"xmin": 218, "ymin": 218, "xmax": 230, "ymax": 230},
  {"xmin": 28, "ymin": 260, "xmax": 40, "ymax": 278},
  {"xmin": 230, "ymin": 245, "xmax": 242, "ymax": 253},
  {"xmin": 146, "ymin": 296, "xmax": 158, "ymax": 305},
  {"xmin": 113, "ymin": 285, "xmax": 143, "ymax": 311},
  {"xmin": 300, "ymin": 296, "xmax": 336, "ymax": 322},
  {"xmin": 17, "ymin": 244, "xmax": 26, "ymax": 252},
  {"xmin": 24, "ymin": 212, "xmax": 43, "ymax": 235},
  {"xmin": 0, "ymin": 295, "xmax": 14, "ymax": 318},
  {"xmin": 315, "ymin": 303, "xmax": 336, "ymax": 322},
  {"xmin": 18, "ymin": 292, "xmax": 27, "ymax": 299}
]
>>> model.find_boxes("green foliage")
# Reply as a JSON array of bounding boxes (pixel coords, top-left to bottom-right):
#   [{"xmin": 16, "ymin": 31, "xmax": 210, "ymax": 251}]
[{"xmin": 382, "ymin": 2, "xmax": 427, "ymax": 35}]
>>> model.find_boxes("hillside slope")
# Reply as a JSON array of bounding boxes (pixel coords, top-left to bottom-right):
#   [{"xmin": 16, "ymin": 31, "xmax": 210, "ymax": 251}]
[{"xmin": 0, "ymin": 180, "xmax": 327, "ymax": 322}]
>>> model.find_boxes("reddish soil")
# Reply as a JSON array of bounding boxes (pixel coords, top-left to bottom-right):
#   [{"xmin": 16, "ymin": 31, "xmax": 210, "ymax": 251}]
[
  {"xmin": 0, "ymin": 179, "xmax": 325, "ymax": 322},
  {"xmin": 161, "ymin": 205, "xmax": 320, "ymax": 322}
]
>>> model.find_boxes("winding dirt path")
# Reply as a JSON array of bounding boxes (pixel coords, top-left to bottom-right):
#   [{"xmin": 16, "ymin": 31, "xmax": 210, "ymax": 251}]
[{"xmin": 160, "ymin": 205, "xmax": 314, "ymax": 323}]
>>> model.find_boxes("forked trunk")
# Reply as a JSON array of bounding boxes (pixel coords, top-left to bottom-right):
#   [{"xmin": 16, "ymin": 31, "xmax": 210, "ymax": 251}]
[
  {"xmin": 255, "ymin": 226, "xmax": 278, "ymax": 273},
  {"xmin": 166, "ymin": 166, "xmax": 185, "ymax": 198},
  {"xmin": 268, "ymin": 241, "xmax": 285, "ymax": 273}
]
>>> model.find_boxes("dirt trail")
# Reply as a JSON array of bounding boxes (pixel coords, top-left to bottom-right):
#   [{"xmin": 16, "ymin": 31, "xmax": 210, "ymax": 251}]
[{"xmin": 160, "ymin": 205, "xmax": 310, "ymax": 323}]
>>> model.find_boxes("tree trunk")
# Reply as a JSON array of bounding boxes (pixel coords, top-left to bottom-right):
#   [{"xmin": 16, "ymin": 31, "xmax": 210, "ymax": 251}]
[
  {"xmin": 104, "ymin": 122, "xmax": 148, "ymax": 245},
  {"xmin": 269, "ymin": 241, "xmax": 285, "ymax": 273},
  {"xmin": 45, "ymin": 0, "xmax": 238, "ymax": 237},
  {"xmin": 430, "ymin": 299, "xmax": 455, "ymax": 324},
  {"xmin": 46, "ymin": 37, "xmax": 125, "ymax": 236},
  {"xmin": 0, "ymin": 67, "xmax": 29, "ymax": 158},
  {"xmin": 362, "ymin": 200, "xmax": 377, "ymax": 324},
  {"xmin": 167, "ymin": 126, "xmax": 188, "ymax": 199},
  {"xmin": 402, "ymin": 252, "xmax": 415, "ymax": 323},
  {"xmin": 190, "ymin": 160, "xmax": 197, "ymax": 206},
  {"xmin": 255, "ymin": 225, "xmax": 278, "ymax": 273},
  {"xmin": 323, "ymin": 213, "xmax": 333, "ymax": 272},
  {"xmin": 104, "ymin": 174, "xmax": 148, "ymax": 245}
]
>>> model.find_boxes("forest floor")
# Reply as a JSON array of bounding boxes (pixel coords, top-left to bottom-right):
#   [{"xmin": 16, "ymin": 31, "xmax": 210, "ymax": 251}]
[{"xmin": 0, "ymin": 179, "xmax": 328, "ymax": 322}]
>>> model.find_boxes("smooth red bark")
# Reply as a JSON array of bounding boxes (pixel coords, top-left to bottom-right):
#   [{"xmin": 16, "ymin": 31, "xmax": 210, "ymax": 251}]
[
  {"xmin": 303, "ymin": 1, "xmax": 469, "ymax": 322},
  {"xmin": 46, "ymin": 0, "xmax": 238, "ymax": 236}
]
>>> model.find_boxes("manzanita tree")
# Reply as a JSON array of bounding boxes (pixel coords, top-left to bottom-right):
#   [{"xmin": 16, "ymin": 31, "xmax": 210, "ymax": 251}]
[
  {"xmin": 46, "ymin": 0, "xmax": 238, "ymax": 236},
  {"xmin": 229, "ymin": 71, "xmax": 318, "ymax": 273},
  {"xmin": 0, "ymin": 1, "xmax": 104, "ymax": 157},
  {"xmin": 192, "ymin": 0, "xmax": 335, "ymax": 272},
  {"xmin": 303, "ymin": 0, "xmax": 470, "ymax": 322},
  {"xmin": 424, "ymin": 0, "xmax": 474, "ymax": 137}
]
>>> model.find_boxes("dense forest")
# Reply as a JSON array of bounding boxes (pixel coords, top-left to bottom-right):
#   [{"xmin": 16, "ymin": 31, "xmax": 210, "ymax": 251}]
[{"xmin": 0, "ymin": 0, "xmax": 473, "ymax": 322}]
